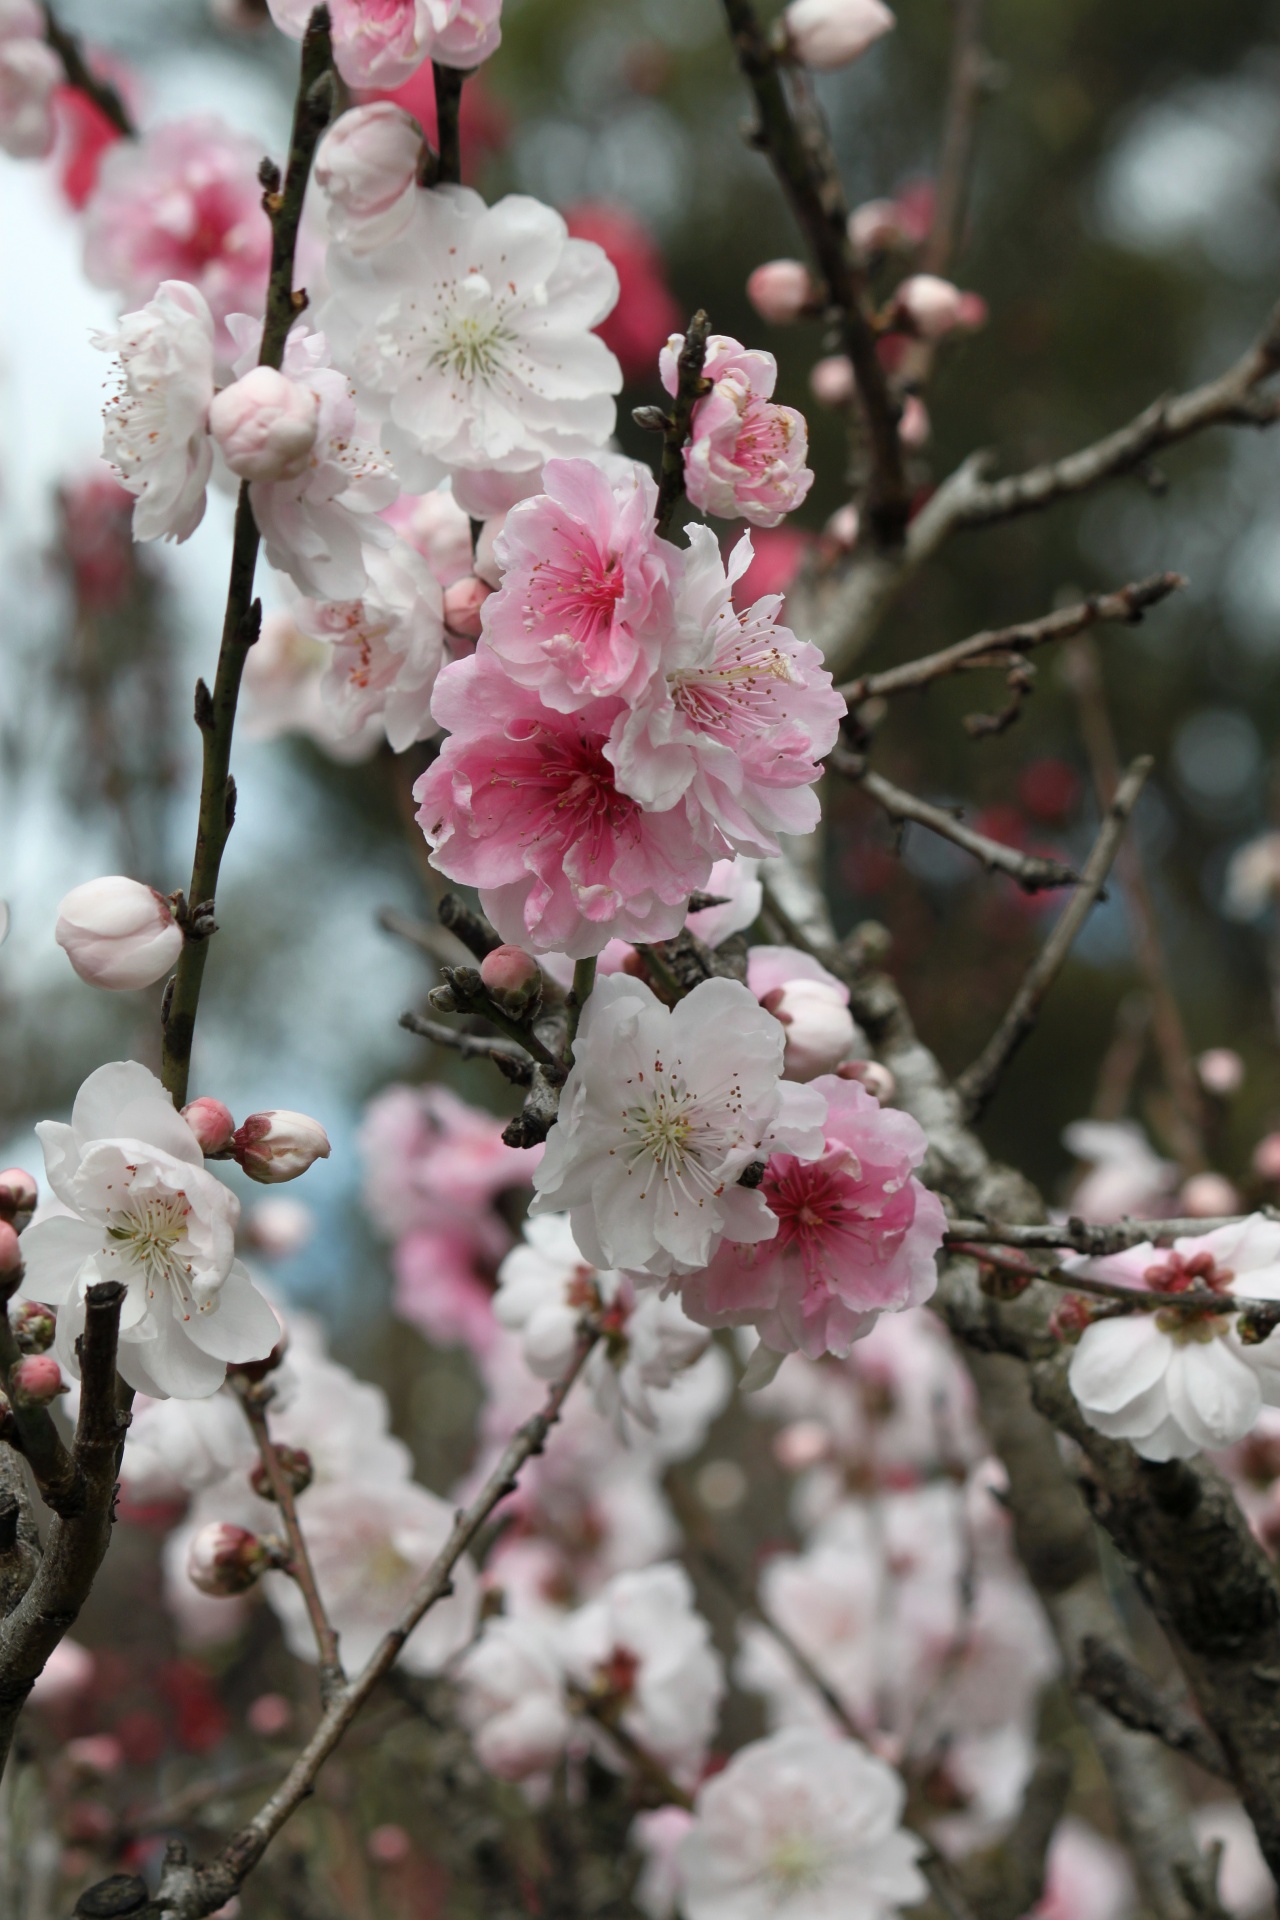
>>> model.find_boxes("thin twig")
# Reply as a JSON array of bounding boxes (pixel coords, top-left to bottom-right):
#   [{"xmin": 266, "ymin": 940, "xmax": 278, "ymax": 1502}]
[
  {"xmin": 377, "ymin": 905, "xmax": 473, "ymax": 968},
  {"xmin": 921, "ymin": 0, "xmax": 987, "ymax": 276},
  {"xmin": 42, "ymin": 4, "xmax": 135, "ymax": 138},
  {"xmin": 159, "ymin": 1333, "xmax": 599, "ymax": 1918},
  {"xmin": 838, "ymin": 755, "xmax": 1082, "ymax": 893},
  {"xmin": 1076, "ymin": 1638, "xmax": 1230, "ymax": 1780},
  {"xmin": 943, "ymin": 1213, "xmax": 1274, "ymax": 1255},
  {"xmin": 718, "ymin": 0, "xmax": 909, "ymax": 542},
  {"xmin": 159, "ymin": 8, "xmax": 336, "ymax": 1106},
  {"xmin": 655, "ymin": 313, "xmax": 710, "ymax": 539},
  {"xmin": 234, "ymin": 1384, "xmax": 343, "ymax": 1702},
  {"xmin": 955, "ymin": 757, "xmax": 1153, "ymax": 1118},
  {"xmin": 399, "ymin": 1009, "xmax": 533, "ymax": 1078},
  {"xmin": 570, "ymin": 1692, "xmax": 695, "ymax": 1810},
  {"xmin": 840, "ymin": 574, "xmax": 1185, "ymax": 705},
  {"xmin": 949, "ymin": 1240, "xmax": 1273, "ymax": 1319}
]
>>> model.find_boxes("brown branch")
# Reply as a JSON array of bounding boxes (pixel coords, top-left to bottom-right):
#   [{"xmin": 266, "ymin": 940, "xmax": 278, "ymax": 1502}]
[
  {"xmin": 954, "ymin": 757, "xmax": 1152, "ymax": 1118},
  {"xmin": 943, "ymin": 1214, "xmax": 1272, "ymax": 1255},
  {"xmin": 234, "ymin": 1383, "xmax": 343, "ymax": 1702},
  {"xmin": 399, "ymin": 1010, "xmax": 534, "ymax": 1080},
  {"xmin": 160, "ymin": 8, "xmax": 336, "ymax": 1107},
  {"xmin": 432, "ymin": 64, "xmax": 465, "ymax": 185},
  {"xmin": 718, "ymin": 0, "xmax": 909, "ymax": 542},
  {"xmin": 921, "ymin": 0, "xmax": 987, "ymax": 276},
  {"xmin": 157, "ymin": 1333, "xmax": 598, "ymax": 1918},
  {"xmin": 1077, "ymin": 1637, "xmax": 1230, "ymax": 1780},
  {"xmin": 377, "ymin": 905, "xmax": 474, "ymax": 969},
  {"xmin": 654, "ymin": 312, "xmax": 711, "ymax": 539},
  {"xmin": 840, "ymin": 574, "xmax": 1185, "ymax": 704},
  {"xmin": 838, "ymin": 754, "xmax": 1082, "ymax": 893},
  {"xmin": 42, "ymin": 4, "xmax": 135, "ymax": 139}
]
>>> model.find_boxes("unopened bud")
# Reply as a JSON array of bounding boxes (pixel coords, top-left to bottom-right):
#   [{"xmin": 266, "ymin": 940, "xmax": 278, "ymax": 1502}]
[
  {"xmin": 1197, "ymin": 1048, "xmax": 1244, "ymax": 1099},
  {"xmin": 443, "ymin": 574, "xmax": 493, "ymax": 642},
  {"xmin": 894, "ymin": 272, "xmax": 966, "ymax": 340},
  {"xmin": 10, "ymin": 1298, "xmax": 55, "ymax": 1354},
  {"xmin": 823, "ymin": 503, "xmax": 860, "ymax": 551},
  {"xmin": 427, "ymin": 983, "xmax": 459, "ymax": 1013},
  {"xmin": 1179, "ymin": 1172, "xmax": 1241, "ymax": 1218},
  {"xmin": 1237, "ymin": 1305, "xmax": 1280, "ymax": 1347},
  {"xmin": 250, "ymin": 1444, "xmax": 314, "ymax": 1501},
  {"xmin": 232, "ymin": 1110, "xmax": 331, "ymax": 1184},
  {"xmin": 899, "ymin": 395, "xmax": 931, "ymax": 447},
  {"xmin": 809, "ymin": 354, "xmax": 855, "ymax": 405},
  {"xmin": 746, "ymin": 259, "xmax": 816, "ymax": 325},
  {"xmin": 760, "ymin": 979, "xmax": 856, "ymax": 1081},
  {"xmin": 480, "ymin": 944, "xmax": 542, "ymax": 1011},
  {"xmin": 0, "ymin": 1168, "xmax": 37, "ymax": 1226},
  {"xmin": 188, "ymin": 1521, "xmax": 271, "ymax": 1597},
  {"xmin": 0, "ymin": 1222, "xmax": 22, "ymax": 1281},
  {"xmin": 55, "ymin": 876, "xmax": 184, "ymax": 992},
  {"xmin": 837, "ymin": 1059, "xmax": 896, "ymax": 1102},
  {"xmin": 209, "ymin": 366, "xmax": 319, "ymax": 483},
  {"xmin": 1254, "ymin": 1133, "xmax": 1280, "ymax": 1183},
  {"xmin": 848, "ymin": 197, "xmax": 901, "ymax": 256},
  {"xmin": 314, "ymin": 102, "xmax": 422, "ymax": 254},
  {"xmin": 9, "ymin": 1353, "xmax": 66, "ymax": 1407},
  {"xmin": 782, "ymin": 0, "xmax": 895, "ymax": 70},
  {"xmin": 975, "ymin": 1258, "xmax": 1034, "ymax": 1303},
  {"xmin": 182, "ymin": 1096, "xmax": 236, "ymax": 1155},
  {"xmin": 631, "ymin": 404, "xmax": 669, "ymax": 432},
  {"xmin": 1049, "ymin": 1294, "xmax": 1100, "ymax": 1342}
]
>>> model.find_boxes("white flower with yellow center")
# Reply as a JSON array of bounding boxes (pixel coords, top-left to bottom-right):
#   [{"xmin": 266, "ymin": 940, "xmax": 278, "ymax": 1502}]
[
  {"xmin": 532, "ymin": 974, "xmax": 826, "ymax": 1280},
  {"xmin": 318, "ymin": 185, "xmax": 622, "ymax": 515},
  {"xmin": 19, "ymin": 1061, "xmax": 278, "ymax": 1399}
]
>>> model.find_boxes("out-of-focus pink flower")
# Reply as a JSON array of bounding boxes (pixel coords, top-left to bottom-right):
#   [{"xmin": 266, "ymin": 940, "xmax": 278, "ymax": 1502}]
[
  {"xmin": 314, "ymin": 102, "xmax": 423, "ymax": 253},
  {"xmin": 898, "ymin": 394, "xmax": 930, "ymax": 446},
  {"xmin": 783, "ymin": 0, "xmax": 895, "ymax": 69},
  {"xmin": 58, "ymin": 470, "xmax": 136, "ymax": 613},
  {"xmin": 809, "ymin": 353, "xmax": 855, "ymax": 405},
  {"xmin": 682, "ymin": 1074, "xmax": 945, "ymax": 1359},
  {"xmin": 747, "ymin": 259, "xmax": 816, "ymax": 326},
  {"xmin": 0, "ymin": 12, "xmax": 60, "ymax": 160},
  {"xmin": 232, "ymin": 1110, "xmax": 331, "ymax": 1184},
  {"xmin": 729, "ymin": 525, "xmax": 815, "ymax": 613},
  {"xmin": 1031, "ymin": 1817, "xmax": 1135, "ymax": 1920},
  {"xmin": 417, "ymin": 650, "xmax": 714, "ymax": 957},
  {"xmin": 84, "ymin": 119, "xmax": 273, "ymax": 359},
  {"xmin": 361, "ymin": 1082, "xmax": 539, "ymax": 1237},
  {"xmin": 1197, "ymin": 1048, "xmax": 1244, "ymax": 1098},
  {"xmin": 209, "ymin": 365, "xmax": 319, "ymax": 482},
  {"xmin": 182, "ymin": 1098, "xmax": 236, "ymax": 1155},
  {"xmin": 442, "ymin": 574, "xmax": 491, "ymax": 640},
  {"xmin": 268, "ymin": 0, "xmax": 501, "ymax": 87},
  {"xmin": 848, "ymin": 198, "xmax": 900, "ymax": 256},
  {"xmin": 245, "ymin": 1197, "xmax": 314, "ymax": 1258},
  {"xmin": 55, "ymin": 876, "xmax": 184, "ymax": 991},
  {"xmin": 295, "ymin": 540, "xmax": 446, "ymax": 752},
  {"xmin": 565, "ymin": 202, "xmax": 681, "ymax": 383},
  {"xmin": 632, "ymin": 1807, "xmax": 696, "ymax": 1920},
  {"xmin": 483, "ymin": 457, "xmax": 678, "ymax": 709},
  {"xmin": 456, "ymin": 1613, "xmax": 572, "ymax": 1779},
  {"xmin": 246, "ymin": 1692, "xmax": 292, "ymax": 1737},
  {"xmin": 28, "ymin": 1636, "xmax": 95, "ymax": 1710},
  {"xmin": 662, "ymin": 331, "xmax": 813, "ymax": 528},
  {"xmin": 748, "ymin": 946, "xmax": 857, "ymax": 1081},
  {"xmin": 65, "ymin": 1733, "xmax": 126, "ymax": 1776},
  {"xmin": 1254, "ymin": 1134, "xmax": 1280, "ymax": 1183},
  {"xmin": 1179, "ymin": 1171, "xmax": 1241, "ymax": 1218},
  {"xmin": 367, "ymin": 1825, "xmax": 412, "ymax": 1867},
  {"xmin": 894, "ymin": 272, "xmax": 965, "ymax": 339},
  {"xmin": 53, "ymin": 79, "xmax": 125, "ymax": 210},
  {"xmin": 385, "ymin": 487, "xmax": 474, "ymax": 589},
  {"xmin": 94, "ymin": 280, "xmax": 217, "ymax": 545},
  {"xmin": 392, "ymin": 1220, "xmax": 506, "ymax": 1355},
  {"xmin": 1063, "ymin": 1119, "xmax": 1176, "ymax": 1223},
  {"xmin": 824, "ymin": 502, "xmax": 859, "ymax": 551}
]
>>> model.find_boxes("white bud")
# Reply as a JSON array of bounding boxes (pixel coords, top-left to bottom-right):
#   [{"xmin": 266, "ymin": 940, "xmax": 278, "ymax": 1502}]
[
  {"xmin": 233, "ymin": 1110, "xmax": 331, "ymax": 1184},
  {"xmin": 783, "ymin": 0, "xmax": 895, "ymax": 71},
  {"xmin": 55, "ymin": 876, "xmax": 184, "ymax": 991},
  {"xmin": 209, "ymin": 367, "xmax": 319, "ymax": 483},
  {"xmin": 760, "ymin": 979, "xmax": 856, "ymax": 1081},
  {"xmin": 314, "ymin": 103, "xmax": 422, "ymax": 254},
  {"xmin": 895, "ymin": 272, "xmax": 966, "ymax": 340},
  {"xmin": 188, "ymin": 1522, "xmax": 270, "ymax": 1597}
]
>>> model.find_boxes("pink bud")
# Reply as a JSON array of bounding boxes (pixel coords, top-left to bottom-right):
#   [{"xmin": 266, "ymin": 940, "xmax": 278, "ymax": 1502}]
[
  {"xmin": 209, "ymin": 367, "xmax": 319, "ymax": 483},
  {"xmin": 823, "ymin": 503, "xmax": 860, "ymax": 551},
  {"xmin": 895, "ymin": 273, "xmax": 965, "ymax": 340},
  {"xmin": 1253, "ymin": 1134, "xmax": 1280, "ymax": 1183},
  {"xmin": 480, "ymin": 944, "xmax": 542, "ymax": 1008},
  {"xmin": 746, "ymin": 259, "xmax": 816, "ymax": 325},
  {"xmin": 182, "ymin": 1096, "xmax": 236, "ymax": 1154},
  {"xmin": 368, "ymin": 1825, "xmax": 412, "ymax": 1867},
  {"xmin": 848, "ymin": 197, "xmax": 901, "ymax": 256},
  {"xmin": 773, "ymin": 1419, "xmax": 831, "ymax": 1472},
  {"xmin": 10, "ymin": 1299, "xmax": 55, "ymax": 1354},
  {"xmin": 55, "ymin": 876, "xmax": 184, "ymax": 992},
  {"xmin": 0, "ymin": 1222, "xmax": 22, "ymax": 1279},
  {"xmin": 783, "ymin": 0, "xmax": 895, "ymax": 70},
  {"xmin": 28, "ymin": 1636, "xmax": 94, "ymax": 1709},
  {"xmin": 9, "ymin": 1353, "xmax": 66, "ymax": 1408},
  {"xmin": 809, "ymin": 354, "xmax": 856, "ymax": 405},
  {"xmin": 1179, "ymin": 1172, "xmax": 1241, "ymax": 1218},
  {"xmin": 955, "ymin": 291, "xmax": 988, "ymax": 331},
  {"xmin": 899, "ymin": 395, "xmax": 930, "ymax": 447},
  {"xmin": 0, "ymin": 1168, "xmax": 37, "ymax": 1225},
  {"xmin": 315, "ymin": 102, "xmax": 423, "ymax": 252},
  {"xmin": 65, "ymin": 1734, "xmax": 125, "ymax": 1777},
  {"xmin": 762, "ymin": 979, "xmax": 856, "ymax": 1080},
  {"xmin": 1197, "ymin": 1048, "xmax": 1244, "ymax": 1098},
  {"xmin": 247, "ymin": 1691, "xmax": 292, "ymax": 1737},
  {"xmin": 837, "ymin": 1059, "xmax": 896, "ymax": 1102},
  {"xmin": 188, "ymin": 1521, "xmax": 270, "ymax": 1597},
  {"xmin": 443, "ymin": 574, "xmax": 493, "ymax": 642},
  {"xmin": 232, "ymin": 1110, "xmax": 331, "ymax": 1184},
  {"xmin": 1049, "ymin": 1294, "xmax": 1097, "ymax": 1342}
]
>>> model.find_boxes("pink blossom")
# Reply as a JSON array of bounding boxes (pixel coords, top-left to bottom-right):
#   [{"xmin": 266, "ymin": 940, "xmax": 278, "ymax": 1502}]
[
  {"xmin": 313, "ymin": 102, "xmax": 423, "ymax": 254},
  {"xmin": 0, "ymin": 23, "xmax": 60, "ymax": 160},
  {"xmin": 385, "ymin": 486, "xmax": 475, "ymax": 589},
  {"xmin": 681, "ymin": 1075, "xmax": 946, "ymax": 1359},
  {"xmin": 607, "ymin": 527, "xmax": 844, "ymax": 860},
  {"xmin": 296, "ymin": 539, "xmax": 446, "ymax": 752},
  {"xmin": 782, "ymin": 0, "xmax": 895, "ymax": 70},
  {"xmin": 392, "ymin": 1221, "xmax": 505, "ymax": 1355},
  {"xmin": 443, "ymin": 574, "xmax": 491, "ymax": 641},
  {"xmin": 416, "ymin": 650, "xmax": 713, "ymax": 957},
  {"xmin": 483, "ymin": 458, "xmax": 678, "ymax": 710},
  {"xmin": 268, "ymin": 0, "xmax": 500, "ymax": 87},
  {"xmin": 360, "ymin": 1083, "xmax": 540, "ymax": 1237},
  {"xmin": 239, "ymin": 610, "xmax": 383, "ymax": 762},
  {"xmin": 746, "ymin": 260, "xmax": 816, "ymax": 326},
  {"xmin": 809, "ymin": 353, "xmax": 854, "ymax": 404},
  {"xmin": 662, "ymin": 332, "xmax": 813, "ymax": 528},
  {"xmin": 893, "ymin": 272, "xmax": 966, "ymax": 339},
  {"xmin": 747, "ymin": 946, "xmax": 858, "ymax": 1081},
  {"xmin": 84, "ymin": 119, "xmax": 273, "ymax": 359}
]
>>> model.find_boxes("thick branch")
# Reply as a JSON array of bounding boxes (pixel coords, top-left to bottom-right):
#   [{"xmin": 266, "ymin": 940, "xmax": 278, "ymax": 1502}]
[
  {"xmin": 840, "ymin": 574, "xmax": 1184, "ymax": 704},
  {"xmin": 159, "ymin": 1335, "xmax": 598, "ymax": 1918},
  {"xmin": 718, "ymin": 0, "xmax": 908, "ymax": 541},
  {"xmin": 943, "ymin": 1214, "xmax": 1271, "ymax": 1255},
  {"xmin": 159, "ymin": 8, "xmax": 336, "ymax": 1106},
  {"xmin": 42, "ymin": 4, "xmax": 135, "ymax": 138},
  {"xmin": 1076, "ymin": 1636, "xmax": 1229, "ymax": 1779},
  {"xmin": 954, "ymin": 757, "xmax": 1152, "ymax": 1118},
  {"xmin": 839, "ymin": 756, "xmax": 1082, "ymax": 893}
]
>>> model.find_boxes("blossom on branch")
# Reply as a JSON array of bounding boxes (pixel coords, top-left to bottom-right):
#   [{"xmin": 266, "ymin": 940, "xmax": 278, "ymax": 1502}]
[
  {"xmin": 267, "ymin": 0, "xmax": 501, "ymax": 87},
  {"xmin": 94, "ymin": 280, "xmax": 217, "ymax": 544},
  {"xmin": 661, "ymin": 333, "xmax": 813, "ymax": 528},
  {"xmin": 319, "ymin": 186, "xmax": 621, "ymax": 514},
  {"xmin": 746, "ymin": 946, "xmax": 858, "ymax": 1081},
  {"xmin": 532, "ymin": 974, "xmax": 826, "ymax": 1277},
  {"xmin": 313, "ymin": 102, "xmax": 423, "ymax": 254},
  {"xmin": 296, "ymin": 539, "xmax": 447, "ymax": 752},
  {"xmin": 19, "ymin": 1062, "xmax": 279, "ymax": 1398}
]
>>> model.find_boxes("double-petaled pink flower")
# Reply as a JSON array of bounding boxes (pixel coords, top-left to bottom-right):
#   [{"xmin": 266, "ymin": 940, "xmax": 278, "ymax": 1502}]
[{"xmin": 661, "ymin": 332, "xmax": 813, "ymax": 528}]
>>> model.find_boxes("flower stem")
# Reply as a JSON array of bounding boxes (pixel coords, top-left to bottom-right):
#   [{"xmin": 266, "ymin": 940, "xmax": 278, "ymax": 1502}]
[
  {"xmin": 654, "ymin": 311, "xmax": 710, "ymax": 539},
  {"xmin": 565, "ymin": 956, "xmax": 597, "ymax": 1057}
]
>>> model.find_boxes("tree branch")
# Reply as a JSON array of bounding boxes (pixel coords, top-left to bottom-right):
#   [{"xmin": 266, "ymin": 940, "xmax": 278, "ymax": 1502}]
[
  {"xmin": 42, "ymin": 4, "xmax": 135, "ymax": 138},
  {"xmin": 159, "ymin": 7, "xmax": 336, "ymax": 1106},
  {"xmin": 954, "ymin": 756, "xmax": 1152, "ymax": 1118},
  {"xmin": 654, "ymin": 312, "xmax": 711, "ymax": 539},
  {"xmin": 432, "ymin": 64, "xmax": 465, "ymax": 185},
  {"xmin": 921, "ymin": 0, "xmax": 987, "ymax": 277},
  {"xmin": 1076, "ymin": 1636, "xmax": 1230, "ymax": 1780},
  {"xmin": 399, "ymin": 1009, "xmax": 534, "ymax": 1080},
  {"xmin": 943, "ymin": 1214, "xmax": 1272, "ymax": 1255}
]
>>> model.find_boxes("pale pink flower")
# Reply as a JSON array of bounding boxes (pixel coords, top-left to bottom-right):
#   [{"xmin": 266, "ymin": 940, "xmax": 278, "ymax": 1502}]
[
  {"xmin": 1033, "ymin": 1818, "xmax": 1136, "ymax": 1920},
  {"xmin": 809, "ymin": 354, "xmax": 855, "ymax": 405},
  {"xmin": 392, "ymin": 1221, "xmax": 505, "ymax": 1354},
  {"xmin": 27, "ymin": 1637, "xmax": 95, "ymax": 1710},
  {"xmin": 55, "ymin": 876, "xmax": 184, "ymax": 991},
  {"xmin": 455, "ymin": 1613, "xmax": 572, "ymax": 1779},
  {"xmin": 443, "ymin": 574, "xmax": 491, "ymax": 640},
  {"xmin": 1062, "ymin": 1118, "xmax": 1176, "ymax": 1223},
  {"xmin": 746, "ymin": 260, "xmax": 816, "ymax": 326},
  {"xmin": 747, "ymin": 946, "xmax": 858, "ymax": 1082},
  {"xmin": 679, "ymin": 1728, "xmax": 923, "ymax": 1920},
  {"xmin": 662, "ymin": 332, "xmax": 813, "ymax": 528},
  {"xmin": 428, "ymin": 0, "xmax": 503, "ymax": 68},
  {"xmin": 632, "ymin": 1808, "xmax": 696, "ymax": 1920},
  {"xmin": 386, "ymin": 486, "xmax": 474, "ymax": 589},
  {"xmin": 532, "ymin": 973, "xmax": 827, "ymax": 1278},
  {"xmin": 1180, "ymin": 1171, "xmax": 1241, "ymax": 1217},
  {"xmin": 483, "ymin": 457, "xmax": 678, "ymax": 710},
  {"xmin": 228, "ymin": 317, "xmax": 399, "ymax": 599},
  {"xmin": 318, "ymin": 186, "xmax": 620, "ymax": 511},
  {"xmin": 267, "ymin": 0, "xmax": 500, "ymax": 87},
  {"xmin": 360, "ymin": 1082, "xmax": 539, "ymax": 1238},
  {"xmin": 84, "ymin": 119, "xmax": 272, "ymax": 359},
  {"xmin": 209, "ymin": 365, "xmax": 319, "ymax": 482},
  {"xmin": 893, "ymin": 273, "xmax": 965, "ymax": 339},
  {"xmin": 898, "ymin": 395, "xmax": 930, "ymax": 447},
  {"xmin": 681, "ymin": 1074, "xmax": 945, "ymax": 1359},
  {"xmin": 93, "ymin": 280, "xmax": 217, "ymax": 544},
  {"xmin": 1198, "ymin": 1047, "xmax": 1245, "ymax": 1097},
  {"xmin": 782, "ymin": 0, "xmax": 896, "ymax": 71},
  {"xmin": 313, "ymin": 102, "xmax": 422, "ymax": 254},
  {"xmin": 417, "ymin": 651, "xmax": 713, "ymax": 958},
  {"xmin": 0, "ymin": 19, "xmax": 60, "ymax": 160},
  {"xmin": 607, "ymin": 527, "xmax": 844, "ymax": 860},
  {"xmin": 296, "ymin": 539, "xmax": 446, "ymax": 752},
  {"xmin": 240, "ymin": 610, "xmax": 383, "ymax": 762}
]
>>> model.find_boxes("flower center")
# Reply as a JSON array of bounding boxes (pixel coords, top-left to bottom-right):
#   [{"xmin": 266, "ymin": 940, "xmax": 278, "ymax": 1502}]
[
  {"xmin": 430, "ymin": 279, "xmax": 513, "ymax": 385},
  {"xmin": 106, "ymin": 1192, "xmax": 196, "ymax": 1308},
  {"xmin": 629, "ymin": 1091, "xmax": 695, "ymax": 1172},
  {"xmin": 765, "ymin": 1830, "xmax": 828, "ymax": 1896}
]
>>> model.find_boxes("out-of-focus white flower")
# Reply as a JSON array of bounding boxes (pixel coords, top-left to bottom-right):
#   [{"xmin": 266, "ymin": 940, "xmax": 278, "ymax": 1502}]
[
  {"xmin": 314, "ymin": 102, "xmax": 422, "ymax": 254},
  {"xmin": 1224, "ymin": 830, "xmax": 1280, "ymax": 921},
  {"xmin": 782, "ymin": 0, "xmax": 895, "ymax": 70},
  {"xmin": 678, "ymin": 1727, "xmax": 924, "ymax": 1920},
  {"xmin": 245, "ymin": 1196, "xmax": 314, "ymax": 1259},
  {"xmin": 455, "ymin": 1613, "xmax": 573, "ymax": 1779},
  {"xmin": 296, "ymin": 540, "xmax": 446, "ymax": 753},
  {"xmin": 632, "ymin": 1807, "xmax": 696, "ymax": 1920},
  {"xmin": 319, "ymin": 186, "xmax": 621, "ymax": 514},
  {"xmin": 94, "ymin": 281, "xmax": 216, "ymax": 543},
  {"xmin": 561, "ymin": 1562, "xmax": 724, "ymax": 1787},
  {"xmin": 532, "ymin": 974, "xmax": 827, "ymax": 1278},
  {"xmin": 209, "ymin": 365, "xmax": 319, "ymax": 482},
  {"xmin": 1192, "ymin": 1802, "xmax": 1273, "ymax": 1920},
  {"xmin": 1062, "ymin": 1117, "xmax": 1177, "ymax": 1223},
  {"xmin": 232, "ymin": 1109, "xmax": 331, "ymax": 1184},
  {"xmin": 123, "ymin": 1386, "xmax": 258, "ymax": 1502},
  {"xmin": 686, "ymin": 858, "xmax": 763, "ymax": 948},
  {"xmin": 19, "ymin": 1062, "xmax": 279, "ymax": 1399},
  {"xmin": 0, "ymin": 16, "xmax": 60, "ymax": 160},
  {"xmin": 55, "ymin": 876, "xmax": 184, "ymax": 991}
]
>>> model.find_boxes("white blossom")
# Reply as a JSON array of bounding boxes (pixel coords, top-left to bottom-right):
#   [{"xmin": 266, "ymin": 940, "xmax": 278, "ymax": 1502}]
[
  {"xmin": 455, "ymin": 1613, "xmax": 573, "ymax": 1780},
  {"xmin": 297, "ymin": 539, "xmax": 446, "ymax": 752},
  {"xmin": 94, "ymin": 281, "xmax": 216, "ymax": 544}
]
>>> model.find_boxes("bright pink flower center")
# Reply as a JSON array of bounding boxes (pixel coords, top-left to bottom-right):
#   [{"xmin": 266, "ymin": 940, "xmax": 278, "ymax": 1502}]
[
  {"xmin": 1142, "ymin": 1250, "xmax": 1233, "ymax": 1294},
  {"xmin": 503, "ymin": 720, "xmax": 640, "ymax": 857},
  {"xmin": 733, "ymin": 399, "xmax": 796, "ymax": 475},
  {"xmin": 763, "ymin": 1151, "xmax": 914, "ymax": 1303},
  {"xmin": 525, "ymin": 543, "xmax": 626, "ymax": 653}
]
